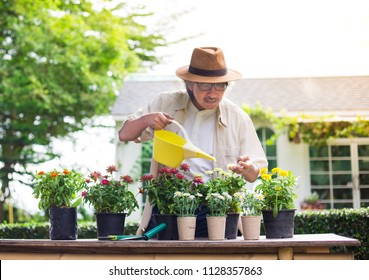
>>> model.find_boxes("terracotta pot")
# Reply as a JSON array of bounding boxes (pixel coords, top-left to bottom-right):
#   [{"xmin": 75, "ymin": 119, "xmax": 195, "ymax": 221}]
[
  {"xmin": 177, "ymin": 216, "xmax": 196, "ymax": 241},
  {"xmin": 241, "ymin": 215, "xmax": 261, "ymax": 240},
  {"xmin": 206, "ymin": 216, "xmax": 226, "ymax": 240}
]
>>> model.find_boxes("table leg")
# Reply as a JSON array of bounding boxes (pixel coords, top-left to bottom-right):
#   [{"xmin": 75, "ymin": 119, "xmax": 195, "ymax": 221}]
[{"xmin": 278, "ymin": 247, "xmax": 293, "ymax": 260}]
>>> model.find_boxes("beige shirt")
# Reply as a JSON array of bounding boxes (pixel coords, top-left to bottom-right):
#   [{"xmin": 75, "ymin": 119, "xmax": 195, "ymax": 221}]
[{"xmin": 127, "ymin": 90, "xmax": 268, "ymax": 232}]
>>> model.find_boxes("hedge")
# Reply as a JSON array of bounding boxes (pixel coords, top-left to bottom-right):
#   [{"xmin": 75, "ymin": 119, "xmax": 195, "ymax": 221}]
[{"xmin": 294, "ymin": 208, "xmax": 369, "ymax": 260}]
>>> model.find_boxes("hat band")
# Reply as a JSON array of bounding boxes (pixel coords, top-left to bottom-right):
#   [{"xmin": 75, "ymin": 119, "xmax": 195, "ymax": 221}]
[{"xmin": 189, "ymin": 65, "xmax": 228, "ymax": 77}]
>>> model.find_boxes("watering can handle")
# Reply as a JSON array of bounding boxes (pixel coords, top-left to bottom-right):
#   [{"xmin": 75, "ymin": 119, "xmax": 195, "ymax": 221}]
[{"xmin": 170, "ymin": 120, "xmax": 191, "ymax": 142}]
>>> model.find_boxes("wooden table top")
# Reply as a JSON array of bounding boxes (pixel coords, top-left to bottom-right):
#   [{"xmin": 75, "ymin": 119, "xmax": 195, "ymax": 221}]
[{"xmin": 0, "ymin": 234, "xmax": 360, "ymax": 255}]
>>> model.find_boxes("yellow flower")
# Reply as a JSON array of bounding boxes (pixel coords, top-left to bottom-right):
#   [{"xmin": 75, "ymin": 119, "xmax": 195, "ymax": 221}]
[
  {"xmin": 271, "ymin": 167, "xmax": 281, "ymax": 174},
  {"xmin": 260, "ymin": 167, "xmax": 268, "ymax": 176},
  {"xmin": 261, "ymin": 173, "xmax": 272, "ymax": 181},
  {"xmin": 275, "ymin": 186, "xmax": 282, "ymax": 191},
  {"xmin": 279, "ymin": 170, "xmax": 289, "ymax": 177}
]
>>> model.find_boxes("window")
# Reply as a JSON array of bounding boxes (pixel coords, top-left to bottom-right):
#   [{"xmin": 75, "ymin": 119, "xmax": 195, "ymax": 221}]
[
  {"xmin": 256, "ymin": 127, "xmax": 277, "ymax": 170},
  {"xmin": 309, "ymin": 140, "xmax": 369, "ymax": 209}
]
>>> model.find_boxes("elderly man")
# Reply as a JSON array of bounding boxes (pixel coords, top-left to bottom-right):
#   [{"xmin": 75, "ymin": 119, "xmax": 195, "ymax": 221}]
[{"xmin": 119, "ymin": 47, "xmax": 268, "ymax": 236}]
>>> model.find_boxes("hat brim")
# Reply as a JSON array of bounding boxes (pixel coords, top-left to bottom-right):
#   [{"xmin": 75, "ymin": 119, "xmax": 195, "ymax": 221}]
[{"xmin": 175, "ymin": 66, "xmax": 242, "ymax": 83}]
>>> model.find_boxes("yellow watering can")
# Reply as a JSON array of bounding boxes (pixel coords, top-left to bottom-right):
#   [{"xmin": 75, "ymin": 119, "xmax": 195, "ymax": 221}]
[{"xmin": 153, "ymin": 120, "xmax": 216, "ymax": 168}]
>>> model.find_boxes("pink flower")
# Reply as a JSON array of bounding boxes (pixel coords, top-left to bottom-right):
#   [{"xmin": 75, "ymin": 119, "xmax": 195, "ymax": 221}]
[
  {"xmin": 101, "ymin": 179, "xmax": 109, "ymax": 185},
  {"xmin": 176, "ymin": 173, "xmax": 184, "ymax": 179},
  {"xmin": 193, "ymin": 176, "xmax": 204, "ymax": 184},
  {"xmin": 82, "ymin": 190, "xmax": 87, "ymax": 198}
]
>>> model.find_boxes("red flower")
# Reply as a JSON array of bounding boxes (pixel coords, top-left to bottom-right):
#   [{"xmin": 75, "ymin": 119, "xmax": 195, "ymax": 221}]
[
  {"xmin": 82, "ymin": 190, "xmax": 87, "ymax": 198},
  {"xmin": 180, "ymin": 163, "xmax": 190, "ymax": 172},
  {"xmin": 106, "ymin": 165, "xmax": 118, "ymax": 174},
  {"xmin": 89, "ymin": 171, "xmax": 101, "ymax": 182},
  {"xmin": 140, "ymin": 174, "xmax": 154, "ymax": 182},
  {"xmin": 169, "ymin": 168, "xmax": 178, "ymax": 174},
  {"xmin": 121, "ymin": 175, "xmax": 134, "ymax": 184}
]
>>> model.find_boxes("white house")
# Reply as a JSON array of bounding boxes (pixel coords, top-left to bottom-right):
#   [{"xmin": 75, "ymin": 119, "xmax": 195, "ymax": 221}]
[{"xmin": 111, "ymin": 74, "xmax": 369, "ymax": 222}]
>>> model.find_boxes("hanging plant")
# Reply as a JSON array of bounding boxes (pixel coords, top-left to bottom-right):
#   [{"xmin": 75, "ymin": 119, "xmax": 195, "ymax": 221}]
[{"xmin": 242, "ymin": 104, "xmax": 369, "ymax": 146}]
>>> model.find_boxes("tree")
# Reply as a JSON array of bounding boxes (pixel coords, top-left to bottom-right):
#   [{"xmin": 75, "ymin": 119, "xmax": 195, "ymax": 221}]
[{"xmin": 0, "ymin": 0, "xmax": 169, "ymax": 222}]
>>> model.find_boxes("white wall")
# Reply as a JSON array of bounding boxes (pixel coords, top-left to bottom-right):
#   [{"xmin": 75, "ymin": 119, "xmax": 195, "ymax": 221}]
[
  {"xmin": 115, "ymin": 130, "xmax": 145, "ymax": 223},
  {"xmin": 276, "ymin": 134, "xmax": 311, "ymax": 211}
]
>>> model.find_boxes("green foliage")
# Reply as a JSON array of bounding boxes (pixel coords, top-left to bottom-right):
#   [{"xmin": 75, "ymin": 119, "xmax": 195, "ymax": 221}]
[
  {"xmin": 294, "ymin": 208, "xmax": 369, "ymax": 260},
  {"xmin": 0, "ymin": 0, "xmax": 169, "ymax": 220},
  {"xmin": 83, "ymin": 165, "xmax": 139, "ymax": 214},
  {"xmin": 288, "ymin": 117, "xmax": 369, "ymax": 145},
  {"xmin": 255, "ymin": 167, "xmax": 298, "ymax": 217},
  {"xmin": 205, "ymin": 192, "xmax": 232, "ymax": 217},
  {"xmin": 199, "ymin": 167, "xmax": 247, "ymax": 213},
  {"xmin": 173, "ymin": 191, "xmax": 202, "ymax": 217},
  {"xmin": 243, "ymin": 104, "xmax": 369, "ymax": 146},
  {"xmin": 0, "ymin": 220, "xmax": 139, "ymax": 239},
  {"xmin": 32, "ymin": 169, "xmax": 86, "ymax": 210},
  {"xmin": 240, "ymin": 189, "xmax": 264, "ymax": 216}
]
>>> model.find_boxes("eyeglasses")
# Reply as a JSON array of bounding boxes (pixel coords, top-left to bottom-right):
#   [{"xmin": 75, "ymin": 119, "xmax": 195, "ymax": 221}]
[{"xmin": 196, "ymin": 82, "xmax": 228, "ymax": 91}]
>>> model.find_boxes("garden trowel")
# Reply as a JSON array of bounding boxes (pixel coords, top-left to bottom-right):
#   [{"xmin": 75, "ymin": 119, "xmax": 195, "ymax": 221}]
[{"xmin": 98, "ymin": 223, "xmax": 167, "ymax": 241}]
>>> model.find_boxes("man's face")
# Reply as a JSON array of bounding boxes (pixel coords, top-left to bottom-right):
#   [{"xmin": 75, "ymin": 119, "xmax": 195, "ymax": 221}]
[{"xmin": 189, "ymin": 82, "xmax": 228, "ymax": 110}]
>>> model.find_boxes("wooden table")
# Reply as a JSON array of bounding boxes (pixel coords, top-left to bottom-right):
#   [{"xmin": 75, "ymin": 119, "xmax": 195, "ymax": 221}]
[{"xmin": 0, "ymin": 233, "xmax": 360, "ymax": 260}]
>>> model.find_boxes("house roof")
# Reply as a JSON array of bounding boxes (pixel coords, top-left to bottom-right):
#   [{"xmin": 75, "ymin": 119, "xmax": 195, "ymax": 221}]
[{"xmin": 111, "ymin": 75, "xmax": 369, "ymax": 121}]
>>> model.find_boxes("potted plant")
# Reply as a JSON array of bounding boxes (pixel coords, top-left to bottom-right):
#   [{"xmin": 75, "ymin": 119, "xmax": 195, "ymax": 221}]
[
  {"xmin": 140, "ymin": 163, "xmax": 201, "ymax": 240},
  {"xmin": 173, "ymin": 190, "xmax": 203, "ymax": 240},
  {"xmin": 32, "ymin": 168, "xmax": 86, "ymax": 240},
  {"xmin": 300, "ymin": 191, "xmax": 324, "ymax": 211},
  {"xmin": 204, "ymin": 192, "xmax": 232, "ymax": 240},
  {"xmin": 203, "ymin": 166, "xmax": 246, "ymax": 239},
  {"xmin": 240, "ymin": 189, "xmax": 264, "ymax": 240},
  {"xmin": 255, "ymin": 167, "xmax": 299, "ymax": 238},
  {"xmin": 82, "ymin": 165, "xmax": 139, "ymax": 238}
]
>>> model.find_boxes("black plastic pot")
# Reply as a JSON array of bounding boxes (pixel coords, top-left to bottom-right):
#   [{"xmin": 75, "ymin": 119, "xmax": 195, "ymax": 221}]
[
  {"xmin": 49, "ymin": 207, "xmax": 78, "ymax": 240},
  {"xmin": 153, "ymin": 214, "xmax": 179, "ymax": 240},
  {"xmin": 225, "ymin": 213, "xmax": 240, "ymax": 239},
  {"xmin": 262, "ymin": 209, "xmax": 295, "ymax": 239},
  {"xmin": 96, "ymin": 212, "xmax": 126, "ymax": 238}
]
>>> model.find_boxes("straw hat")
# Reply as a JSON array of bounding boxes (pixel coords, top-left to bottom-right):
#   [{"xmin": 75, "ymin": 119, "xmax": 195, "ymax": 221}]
[{"xmin": 175, "ymin": 47, "xmax": 242, "ymax": 83}]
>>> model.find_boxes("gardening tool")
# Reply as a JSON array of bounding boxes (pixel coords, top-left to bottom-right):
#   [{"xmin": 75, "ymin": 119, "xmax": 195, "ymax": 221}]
[
  {"xmin": 98, "ymin": 223, "xmax": 167, "ymax": 241},
  {"xmin": 153, "ymin": 120, "xmax": 216, "ymax": 168}
]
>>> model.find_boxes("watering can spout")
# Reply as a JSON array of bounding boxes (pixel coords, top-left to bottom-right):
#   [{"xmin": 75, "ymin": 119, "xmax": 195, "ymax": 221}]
[
  {"xmin": 153, "ymin": 120, "xmax": 216, "ymax": 168},
  {"xmin": 182, "ymin": 143, "xmax": 216, "ymax": 162}
]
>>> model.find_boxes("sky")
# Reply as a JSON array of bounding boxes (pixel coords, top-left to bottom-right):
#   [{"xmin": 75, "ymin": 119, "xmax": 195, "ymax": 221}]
[
  {"xmin": 14, "ymin": 0, "xmax": 369, "ymax": 213},
  {"xmin": 132, "ymin": 0, "xmax": 369, "ymax": 78}
]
